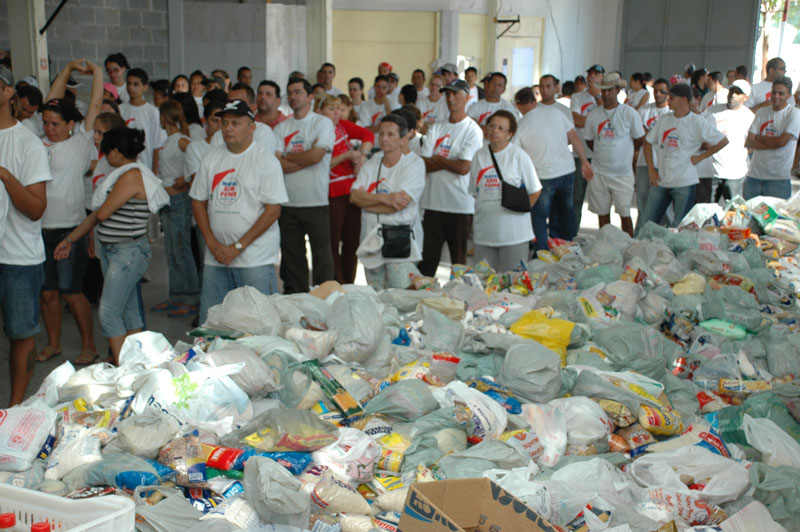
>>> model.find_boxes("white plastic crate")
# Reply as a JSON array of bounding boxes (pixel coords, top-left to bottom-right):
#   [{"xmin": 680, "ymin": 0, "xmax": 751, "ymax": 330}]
[{"xmin": 0, "ymin": 483, "xmax": 134, "ymax": 532}]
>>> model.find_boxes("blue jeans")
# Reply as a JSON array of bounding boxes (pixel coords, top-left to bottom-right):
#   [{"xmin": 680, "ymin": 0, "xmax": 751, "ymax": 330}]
[
  {"xmin": 637, "ymin": 185, "xmax": 695, "ymax": 235},
  {"xmin": 42, "ymin": 228, "xmax": 89, "ymax": 294},
  {"xmin": 573, "ymin": 158, "xmax": 587, "ymax": 231},
  {"xmin": 160, "ymin": 191, "xmax": 200, "ymax": 304},
  {"xmin": 742, "ymin": 177, "xmax": 791, "ymax": 200},
  {"xmin": 199, "ymin": 263, "xmax": 278, "ymax": 324},
  {"xmin": 531, "ymin": 172, "xmax": 576, "ymax": 251},
  {"xmin": 0, "ymin": 263, "xmax": 44, "ymax": 339},
  {"xmin": 97, "ymin": 238, "xmax": 151, "ymax": 337}
]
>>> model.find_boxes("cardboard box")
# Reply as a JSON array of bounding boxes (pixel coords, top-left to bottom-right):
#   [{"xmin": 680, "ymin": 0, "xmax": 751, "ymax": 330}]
[{"xmin": 397, "ymin": 478, "xmax": 559, "ymax": 532}]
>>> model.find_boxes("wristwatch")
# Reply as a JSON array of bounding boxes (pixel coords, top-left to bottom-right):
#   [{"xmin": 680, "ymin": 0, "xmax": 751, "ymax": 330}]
[{"xmin": 234, "ymin": 241, "xmax": 244, "ymax": 251}]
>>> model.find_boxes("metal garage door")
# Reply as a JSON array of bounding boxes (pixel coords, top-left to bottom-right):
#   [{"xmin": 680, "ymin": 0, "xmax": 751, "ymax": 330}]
[{"xmin": 620, "ymin": 0, "xmax": 760, "ymax": 78}]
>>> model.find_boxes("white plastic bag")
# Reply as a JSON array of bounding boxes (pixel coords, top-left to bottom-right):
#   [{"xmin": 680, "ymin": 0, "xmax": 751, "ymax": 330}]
[
  {"xmin": 284, "ymin": 327, "xmax": 338, "ymax": 361},
  {"xmin": 0, "ymin": 400, "xmax": 57, "ymax": 472},
  {"xmin": 200, "ymin": 496, "xmax": 261, "ymax": 529},
  {"xmin": 201, "ymin": 344, "xmax": 279, "ymax": 397},
  {"xmin": 483, "ymin": 464, "xmax": 549, "ymax": 519},
  {"xmin": 312, "ymin": 428, "xmax": 380, "ymax": 484},
  {"xmin": 105, "ymin": 408, "xmax": 181, "ymax": 459},
  {"xmin": 327, "ymin": 291, "xmax": 385, "ymax": 363},
  {"xmin": 23, "ymin": 361, "xmax": 75, "ymax": 407},
  {"xmin": 45, "ymin": 424, "xmax": 110, "ymax": 480},
  {"xmin": 549, "ymin": 396, "xmax": 612, "ymax": 446},
  {"xmin": 299, "ymin": 465, "xmax": 372, "ymax": 515},
  {"xmin": 244, "ymin": 457, "xmax": 311, "ymax": 528},
  {"xmin": 204, "ymin": 286, "xmax": 283, "ymax": 336},
  {"xmin": 119, "ymin": 331, "xmax": 179, "ymax": 368},
  {"xmin": 433, "ymin": 381, "xmax": 507, "ymax": 440},
  {"xmin": 520, "ymin": 403, "xmax": 567, "ymax": 468},
  {"xmin": 743, "ymin": 414, "xmax": 800, "ymax": 469},
  {"xmin": 499, "ymin": 342, "xmax": 562, "ymax": 403}
]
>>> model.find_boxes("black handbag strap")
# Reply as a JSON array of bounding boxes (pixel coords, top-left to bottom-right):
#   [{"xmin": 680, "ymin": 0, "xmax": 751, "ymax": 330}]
[
  {"xmin": 375, "ymin": 156, "xmax": 384, "ymax": 225},
  {"xmin": 488, "ymin": 146, "xmax": 506, "ymax": 184}
]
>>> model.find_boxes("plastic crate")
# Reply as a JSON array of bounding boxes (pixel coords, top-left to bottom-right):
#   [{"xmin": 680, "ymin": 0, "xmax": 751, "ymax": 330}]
[{"xmin": 0, "ymin": 484, "xmax": 134, "ymax": 532}]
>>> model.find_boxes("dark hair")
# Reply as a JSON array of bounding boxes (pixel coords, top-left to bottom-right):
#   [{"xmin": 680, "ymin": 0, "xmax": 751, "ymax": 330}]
[
  {"xmin": 374, "ymin": 74, "xmax": 390, "ymax": 85},
  {"xmin": 387, "ymin": 72, "xmax": 399, "ymax": 83},
  {"xmin": 487, "ymin": 72, "xmax": 507, "ymax": 85},
  {"xmin": 766, "ymin": 57, "xmax": 785, "ymax": 73},
  {"xmin": 126, "ymin": 68, "xmax": 148, "ymax": 85},
  {"xmin": 380, "ymin": 114, "xmax": 408, "ymax": 137},
  {"xmin": 258, "ymin": 80, "xmax": 281, "ymax": 98},
  {"xmin": 514, "ymin": 87, "xmax": 535, "ymax": 103},
  {"xmin": 736, "ymin": 65, "xmax": 748, "ymax": 78},
  {"xmin": 211, "ymin": 69, "xmax": 230, "ymax": 81},
  {"xmin": 391, "ymin": 108, "xmax": 416, "ymax": 133},
  {"xmin": 204, "ymin": 88, "xmax": 228, "ymax": 105},
  {"xmin": 41, "ymin": 98, "xmax": 83, "ymax": 123},
  {"xmin": 349, "ymin": 77, "xmax": 364, "ymax": 90},
  {"xmin": 465, "ymin": 66, "xmax": 478, "ymax": 75},
  {"xmin": 399, "ymin": 84, "xmax": 417, "ymax": 105},
  {"xmin": 540, "ymin": 74, "xmax": 559, "ymax": 85},
  {"xmin": 104, "ymin": 53, "xmax": 130, "ymax": 70},
  {"xmin": 159, "ymin": 100, "xmax": 189, "ymax": 136},
  {"xmin": 691, "ymin": 87, "xmax": 701, "ymax": 100},
  {"xmin": 311, "ymin": 83, "xmax": 325, "ymax": 93},
  {"xmin": 401, "ymin": 103, "xmax": 422, "ymax": 122},
  {"xmin": 574, "ymin": 75, "xmax": 586, "ymax": 84},
  {"xmin": 190, "ymin": 70, "xmax": 206, "ymax": 81},
  {"xmin": 709, "ymin": 71, "xmax": 723, "ymax": 83},
  {"xmin": 631, "ymin": 72, "xmax": 645, "ymax": 84},
  {"xmin": 643, "ymin": 72, "xmax": 653, "ymax": 82},
  {"xmin": 171, "ymin": 92, "xmax": 202, "ymax": 125},
  {"xmin": 287, "ymin": 77, "xmax": 313, "ymax": 95},
  {"xmin": 773, "ymin": 75, "xmax": 793, "ymax": 93},
  {"xmin": 170, "ymin": 74, "xmax": 190, "ymax": 93},
  {"xmin": 229, "ymin": 82, "xmax": 256, "ymax": 105},
  {"xmin": 653, "ymin": 77, "xmax": 670, "ymax": 88},
  {"xmin": 203, "ymin": 100, "xmax": 225, "ymax": 119},
  {"xmin": 561, "ymin": 81, "xmax": 576, "ymax": 96},
  {"xmin": 320, "ymin": 62, "xmax": 335, "ymax": 72},
  {"xmin": 237, "ymin": 66, "xmax": 251, "ymax": 77},
  {"xmin": 17, "ymin": 85, "xmax": 43, "ymax": 108},
  {"xmin": 95, "ymin": 111, "xmax": 126, "ymax": 132},
  {"xmin": 101, "ymin": 98, "xmax": 121, "ymax": 114},
  {"xmin": 151, "ymin": 79, "xmax": 170, "ymax": 96},
  {"xmin": 100, "ymin": 127, "xmax": 145, "ymax": 159},
  {"xmin": 413, "ymin": 69, "xmax": 426, "ymax": 79},
  {"xmin": 488, "ymin": 110, "xmax": 518, "ymax": 136}
]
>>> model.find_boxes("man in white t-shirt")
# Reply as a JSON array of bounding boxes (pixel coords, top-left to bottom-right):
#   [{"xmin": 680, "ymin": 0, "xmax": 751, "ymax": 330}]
[
  {"xmin": 120, "ymin": 68, "xmax": 166, "ymax": 171},
  {"xmin": 634, "ymin": 78, "xmax": 672, "ymax": 233},
  {"xmin": 319, "ymin": 63, "xmax": 343, "ymax": 97},
  {"xmin": 571, "ymin": 64, "xmax": 604, "ymax": 231},
  {"xmin": 418, "ymin": 79, "xmax": 483, "ymax": 275},
  {"xmin": 190, "ymin": 100, "xmax": 288, "ymax": 324},
  {"xmin": 699, "ymin": 72, "xmax": 728, "ymax": 110},
  {"xmin": 211, "ymin": 83, "xmax": 277, "ymax": 155},
  {"xmin": 255, "ymin": 80, "xmax": 288, "ymax": 129},
  {"xmin": 0, "ymin": 66, "xmax": 53, "ymax": 405},
  {"xmin": 467, "ymin": 72, "xmax": 517, "ymax": 135},
  {"xmin": 274, "ymin": 77, "xmax": 336, "ymax": 293},
  {"xmin": 514, "ymin": 87, "xmax": 537, "ymax": 116},
  {"xmin": 464, "ymin": 66, "xmax": 482, "ymax": 109},
  {"xmin": 412, "ymin": 69, "xmax": 430, "ymax": 101},
  {"xmin": 358, "ymin": 75, "xmax": 395, "ymax": 133},
  {"xmin": 744, "ymin": 76, "xmax": 800, "ymax": 200},
  {"xmin": 539, "ymin": 74, "xmax": 572, "ymax": 121},
  {"xmin": 583, "ymin": 72, "xmax": 645, "ymax": 236},
  {"xmin": 747, "ymin": 57, "xmax": 786, "ymax": 112},
  {"xmin": 515, "ymin": 86, "xmax": 593, "ymax": 251},
  {"xmin": 639, "ymin": 84, "xmax": 728, "ymax": 232},
  {"xmin": 17, "ymin": 85, "xmax": 44, "ymax": 138},
  {"xmin": 706, "ymin": 85, "xmax": 753, "ymax": 202}
]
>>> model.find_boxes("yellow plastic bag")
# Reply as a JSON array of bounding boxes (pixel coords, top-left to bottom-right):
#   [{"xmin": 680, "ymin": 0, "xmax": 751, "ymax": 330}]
[{"xmin": 509, "ymin": 310, "xmax": 574, "ymax": 363}]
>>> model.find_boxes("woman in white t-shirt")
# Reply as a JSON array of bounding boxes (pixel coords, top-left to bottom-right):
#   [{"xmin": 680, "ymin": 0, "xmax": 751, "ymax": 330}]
[
  {"xmin": 351, "ymin": 115, "xmax": 426, "ymax": 290},
  {"xmin": 417, "ymin": 74, "xmax": 447, "ymax": 134},
  {"xmin": 152, "ymin": 100, "xmax": 200, "ymax": 316},
  {"xmin": 469, "ymin": 110, "xmax": 542, "ymax": 272},
  {"xmin": 37, "ymin": 59, "xmax": 104, "ymax": 365},
  {"xmin": 626, "ymin": 73, "xmax": 650, "ymax": 111},
  {"xmin": 172, "ymin": 92, "xmax": 206, "ymax": 141},
  {"xmin": 104, "ymin": 53, "xmax": 130, "ymax": 104}
]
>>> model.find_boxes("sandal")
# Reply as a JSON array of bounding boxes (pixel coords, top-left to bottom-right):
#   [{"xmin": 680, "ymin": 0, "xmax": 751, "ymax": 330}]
[
  {"xmin": 36, "ymin": 346, "xmax": 62, "ymax": 363},
  {"xmin": 167, "ymin": 304, "xmax": 198, "ymax": 318},
  {"xmin": 74, "ymin": 348, "xmax": 99, "ymax": 366},
  {"xmin": 151, "ymin": 299, "xmax": 180, "ymax": 312}
]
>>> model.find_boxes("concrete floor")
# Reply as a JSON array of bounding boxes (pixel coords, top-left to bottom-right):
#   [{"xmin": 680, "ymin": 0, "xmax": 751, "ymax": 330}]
[{"xmin": 0, "ymin": 202, "xmax": 611, "ymax": 406}]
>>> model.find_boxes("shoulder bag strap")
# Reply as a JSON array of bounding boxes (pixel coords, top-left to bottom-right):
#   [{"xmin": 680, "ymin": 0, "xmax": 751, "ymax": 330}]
[{"xmin": 488, "ymin": 146, "xmax": 505, "ymax": 183}]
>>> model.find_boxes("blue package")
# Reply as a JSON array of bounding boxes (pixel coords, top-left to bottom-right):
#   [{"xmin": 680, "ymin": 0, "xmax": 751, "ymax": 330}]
[
  {"xmin": 144, "ymin": 458, "xmax": 176, "ymax": 481},
  {"xmin": 255, "ymin": 451, "xmax": 313, "ymax": 475},
  {"xmin": 181, "ymin": 487, "xmax": 223, "ymax": 513},
  {"xmin": 38, "ymin": 433, "xmax": 57, "ymax": 460},
  {"xmin": 392, "ymin": 328, "xmax": 411, "ymax": 346},
  {"xmin": 483, "ymin": 389, "xmax": 522, "ymax": 414},
  {"xmin": 115, "ymin": 470, "xmax": 160, "ymax": 491},
  {"xmin": 232, "ymin": 448, "xmax": 256, "ymax": 470}
]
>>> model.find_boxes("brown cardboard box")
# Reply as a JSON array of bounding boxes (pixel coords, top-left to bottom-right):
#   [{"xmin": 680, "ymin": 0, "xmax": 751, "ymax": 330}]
[
  {"xmin": 397, "ymin": 478, "xmax": 560, "ymax": 532},
  {"xmin": 309, "ymin": 280, "xmax": 345, "ymax": 300}
]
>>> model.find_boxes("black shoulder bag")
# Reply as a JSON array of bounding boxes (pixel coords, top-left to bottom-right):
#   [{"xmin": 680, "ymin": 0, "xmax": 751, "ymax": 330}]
[
  {"xmin": 489, "ymin": 146, "xmax": 531, "ymax": 213},
  {"xmin": 374, "ymin": 157, "xmax": 414, "ymax": 258}
]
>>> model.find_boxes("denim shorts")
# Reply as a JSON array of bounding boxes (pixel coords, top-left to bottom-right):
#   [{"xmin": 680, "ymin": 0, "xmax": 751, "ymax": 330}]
[
  {"xmin": 42, "ymin": 228, "xmax": 89, "ymax": 294},
  {"xmin": 0, "ymin": 263, "xmax": 45, "ymax": 339}
]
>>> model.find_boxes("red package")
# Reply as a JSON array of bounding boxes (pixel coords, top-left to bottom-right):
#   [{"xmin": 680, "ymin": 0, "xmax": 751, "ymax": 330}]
[{"xmin": 204, "ymin": 445, "xmax": 244, "ymax": 470}]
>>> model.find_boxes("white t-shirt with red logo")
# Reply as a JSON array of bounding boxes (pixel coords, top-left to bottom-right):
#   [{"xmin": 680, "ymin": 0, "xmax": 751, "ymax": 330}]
[
  {"xmin": 273, "ymin": 112, "xmax": 336, "ymax": 207},
  {"xmin": 700, "ymin": 89, "xmax": 728, "ymax": 110},
  {"xmin": 418, "ymin": 97, "xmax": 449, "ymax": 125},
  {"xmin": 746, "ymin": 80, "xmax": 772, "ymax": 109},
  {"xmin": 644, "ymin": 112, "xmax": 726, "ymax": 188},
  {"xmin": 514, "ymin": 104, "xmax": 576, "ymax": 180},
  {"xmin": 637, "ymin": 104, "xmax": 671, "ymax": 168},
  {"xmin": 706, "ymin": 103, "xmax": 754, "ymax": 180},
  {"xmin": 625, "ymin": 88, "xmax": 648, "ymax": 108},
  {"xmin": 41, "ymin": 123, "xmax": 94, "ymax": 229},
  {"xmin": 0, "ymin": 122, "xmax": 52, "ymax": 265},
  {"xmin": 211, "ymin": 122, "xmax": 277, "ymax": 155},
  {"xmin": 120, "ymin": 101, "xmax": 166, "ymax": 170},
  {"xmin": 747, "ymin": 104, "xmax": 800, "ymax": 180},
  {"xmin": 583, "ymin": 104, "xmax": 645, "ymax": 177},
  {"xmin": 357, "ymin": 99, "xmax": 391, "ymax": 128},
  {"xmin": 352, "ymin": 152, "xmax": 426, "ymax": 265},
  {"xmin": 419, "ymin": 117, "xmax": 484, "ymax": 214},
  {"xmin": 467, "ymin": 98, "xmax": 519, "ymax": 126},
  {"xmin": 469, "ymin": 143, "xmax": 541, "ymax": 246},
  {"xmin": 189, "ymin": 142, "xmax": 288, "ymax": 267},
  {"xmin": 570, "ymin": 90, "xmax": 598, "ymax": 158}
]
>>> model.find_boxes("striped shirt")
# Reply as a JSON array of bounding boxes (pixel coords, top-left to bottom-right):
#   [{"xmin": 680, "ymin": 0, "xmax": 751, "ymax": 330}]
[{"xmin": 95, "ymin": 198, "xmax": 149, "ymax": 243}]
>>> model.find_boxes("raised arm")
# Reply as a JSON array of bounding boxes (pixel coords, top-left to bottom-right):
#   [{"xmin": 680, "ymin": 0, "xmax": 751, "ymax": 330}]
[
  {"xmin": 46, "ymin": 59, "xmax": 91, "ymax": 102},
  {"xmin": 83, "ymin": 61, "xmax": 104, "ymax": 129}
]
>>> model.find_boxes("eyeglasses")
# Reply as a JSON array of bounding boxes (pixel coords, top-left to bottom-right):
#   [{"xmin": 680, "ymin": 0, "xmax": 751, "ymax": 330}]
[
  {"xmin": 656, "ymin": 89, "xmax": 669, "ymax": 95},
  {"xmin": 487, "ymin": 124, "xmax": 510, "ymax": 132}
]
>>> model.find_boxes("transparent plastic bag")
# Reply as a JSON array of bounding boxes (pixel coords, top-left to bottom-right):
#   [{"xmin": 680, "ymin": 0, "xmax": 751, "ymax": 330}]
[
  {"xmin": 201, "ymin": 344, "xmax": 279, "ymax": 397},
  {"xmin": 327, "ymin": 291, "xmax": 386, "ymax": 363},
  {"xmin": 243, "ymin": 457, "xmax": 310, "ymax": 529},
  {"xmin": 204, "ymin": 286, "xmax": 283, "ymax": 336},
  {"xmin": 743, "ymin": 414, "xmax": 800, "ymax": 469},
  {"xmin": 220, "ymin": 407, "xmax": 338, "ymax": 452},
  {"xmin": 363, "ymin": 379, "xmax": 438, "ymax": 422},
  {"xmin": 499, "ymin": 342, "xmax": 562, "ymax": 403}
]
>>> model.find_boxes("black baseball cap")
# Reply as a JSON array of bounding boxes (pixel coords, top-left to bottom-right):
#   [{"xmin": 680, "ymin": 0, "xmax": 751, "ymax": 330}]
[
  {"xmin": 669, "ymin": 84, "xmax": 693, "ymax": 100},
  {"xmin": 216, "ymin": 99, "xmax": 255, "ymax": 120},
  {"xmin": 587, "ymin": 64, "xmax": 605, "ymax": 74},
  {"xmin": 440, "ymin": 79, "xmax": 470, "ymax": 95}
]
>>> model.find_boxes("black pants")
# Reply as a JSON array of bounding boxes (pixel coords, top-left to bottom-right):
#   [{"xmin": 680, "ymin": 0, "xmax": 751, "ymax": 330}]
[
  {"xmin": 279, "ymin": 206, "xmax": 335, "ymax": 293},
  {"xmin": 419, "ymin": 210, "xmax": 472, "ymax": 276}
]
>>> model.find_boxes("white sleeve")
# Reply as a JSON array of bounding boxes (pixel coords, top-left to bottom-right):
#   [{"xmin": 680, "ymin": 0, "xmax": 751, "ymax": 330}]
[
  {"xmin": 357, "ymin": 105, "xmax": 371, "ymax": 128},
  {"xmin": 518, "ymin": 149, "xmax": 542, "ymax": 193},
  {"xmin": 352, "ymin": 158, "xmax": 374, "ymax": 191},
  {"xmin": 397, "ymin": 156, "xmax": 426, "ymax": 204},
  {"xmin": 701, "ymin": 115, "xmax": 725, "ymax": 144},
  {"xmin": 420, "ymin": 126, "xmax": 437, "ymax": 158},
  {"xmin": 255, "ymin": 124, "xmax": 277, "ymax": 154},
  {"xmin": 454, "ymin": 124, "xmax": 484, "ymax": 162},
  {"xmin": 22, "ymin": 140, "xmax": 52, "ymax": 186},
  {"xmin": 184, "ymin": 143, "xmax": 202, "ymax": 179},
  {"xmin": 630, "ymin": 108, "xmax": 646, "ymax": 138},
  {"xmin": 784, "ymin": 108, "xmax": 800, "ymax": 138},
  {"xmin": 258, "ymin": 154, "xmax": 289, "ymax": 205},
  {"xmin": 315, "ymin": 117, "xmax": 336, "ymax": 152},
  {"xmin": 583, "ymin": 112, "xmax": 597, "ymax": 141},
  {"xmin": 469, "ymin": 150, "xmax": 481, "ymax": 197},
  {"xmin": 188, "ymin": 153, "xmax": 211, "ymax": 201}
]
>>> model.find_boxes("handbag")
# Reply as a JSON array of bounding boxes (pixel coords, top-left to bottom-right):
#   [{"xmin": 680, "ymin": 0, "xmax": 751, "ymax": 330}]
[
  {"xmin": 489, "ymin": 146, "xmax": 531, "ymax": 213},
  {"xmin": 373, "ymin": 157, "xmax": 413, "ymax": 259}
]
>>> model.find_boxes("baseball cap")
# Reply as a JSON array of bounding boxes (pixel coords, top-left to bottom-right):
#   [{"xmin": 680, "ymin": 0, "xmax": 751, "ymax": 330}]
[
  {"xmin": 204, "ymin": 75, "xmax": 225, "ymax": 88},
  {"xmin": 595, "ymin": 72, "xmax": 627, "ymax": 90},
  {"xmin": 20, "ymin": 75, "xmax": 38, "ymax": 89},
  {"xmin": 216, "ymin": 99, "xmax": 255, "ymax": 120},
  {"xmin": 731, "ymin": 79, "xmax": 751, "ymax": 97},
  {"xmin": 440, "ymin": 79, "xmax": 470, "ymax": 95},
  {"xmin": 103, "ymin": 82, "xmax": 119, "ymax": 100},
  {"xmin": 0, "ymin": 66, "xmax": 15, "ymax": 87},
  {"xmin": 668, "ymin": 84, "xmax": 693, "ymax": 100},
  {"xmin": 587, "ymin": 64, "xmax": 605, "ymax": 74},
  {"xmin": 441, "ymin": 62, "xmax": 458, "ymax": 74},
  {"xmin": 379, "ymin": 62, "xmax": 392, "ymax": 72}
]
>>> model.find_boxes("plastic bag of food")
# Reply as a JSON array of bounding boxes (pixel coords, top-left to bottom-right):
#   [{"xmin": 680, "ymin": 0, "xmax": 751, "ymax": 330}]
[
  {"xmin": 134, "ymin": 486, "xmax": 206, "ymax": 532},
  {"xmin": 119, "ymin": 330, "xmax": 179, "ymax": 368},
  {"xmin": 327, "ymin": 291, "xmax": 385, "ymax": 363},
  {"xmin": 433, "ymin": 380, "xmax": 508, "ymax": 440},
  {"xmin": 311, "ymin": 428, "xmax": 380, "ymax": 484},
  {"xmin": 550, "ymin": 397, "xmax": 612, "ymax": 446},
  {"xmin": 199, "ymin": 496, "xmax": 261, "ymax": 529},
  {"xmin": 743, "ymin": 414, "xmax": 800, "ymax": 469},
  {"xmin": 509, "ymin": 310, "xmax": 574, "ymax": 359},
  {"xmin": 498, "ymin": 342, "xmax": 562, "ymax": 403},
  {"xmin": 0, "ymin": 400, "xmax": 57, "ymax": 472},
  {"xmin": 23, "ymin": 361, "xmax": 75, "ymax": 407},
  {"xmin": 436, "ymin": 439, "xmax": 528, "ymax": 479},
  {"xmin": 62, "ymin": 452, "xmax": 167, "ymax": 491},
  {"xmin": 284, "ymin": 327, "xmax": 338, "ymax": 361},
  {"xmin": 159, "ymin": 431, "xmax": 208, "ymax": 487},
  {"xmin": 44, "ymin": 424, "xmax": 111, "ymax": 480},
  {"xmin": 520, "ymin": 403, "xmax": 567, "ymax": 467},
  {"xmin": 243, "ymin": 457, "xmax": 311, "ymax": 528},
  {"xmin": 299, "ymin": 465, "xmax": 372, "ymax": 515},
  {"xmin": 221, "ymin": 408, "xmax": 338, "ymax": 452},
  {"xmin": 363, "ymin": 379, "xmax": 438, "ymax": 422},
  {"xmin": 421, "ymin": 305, "xmax": 464, "ymax": 353},
  {"xmin": 483, "ymin": 464, "xmax": 550, "ymax": 519},
  {"xmin": 204, "ymin": 286, "xmax": 283, "ymax": 336},
  {"xmin": 201, "ymin": 344, "xmax": 279, "ymax": 397},
  {"xmin": 105, "ymin": 408, "xmax": 181, "ymax": 459}
]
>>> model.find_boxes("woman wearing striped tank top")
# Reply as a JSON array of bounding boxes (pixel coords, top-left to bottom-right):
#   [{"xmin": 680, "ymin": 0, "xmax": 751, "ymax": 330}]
[{"xmin": 53, "ymin": 128, "xmax": 168, "ymax": 364}]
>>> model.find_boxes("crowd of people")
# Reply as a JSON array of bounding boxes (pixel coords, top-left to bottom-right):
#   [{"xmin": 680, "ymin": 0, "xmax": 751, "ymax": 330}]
[{"xmin": 1, "ymin": 50, "xmax": 799, "ymax": 405}]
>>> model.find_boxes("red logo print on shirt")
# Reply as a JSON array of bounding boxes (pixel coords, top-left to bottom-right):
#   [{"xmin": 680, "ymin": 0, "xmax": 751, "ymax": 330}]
[
  {"xmin": 371, "ymin": 112, "xmax": 383, "ymax": 126},
  {"xmin": 661, "ymin": 127, "xmax": 679, "ymax": 149},
  {"xmin": 766, "ymin": 91, "xmax": 772, "ymax": 101},
  {"xmin": 646, "ymin": 116, "xmax": 658, "ymax": 128},
  {"xmin": 216, "ymin": 171, "xmax": 240, "ymax": 206},
  {"xmin": 597, "ymin": 119, "xmax": 616, "ymax": 138},
  {"xmin": 476, "ymin": 165, "xmax": 500, "ymax": 188},
  {"xmin": 580, "ymin": 102, "xmax": 595, "ymax": 115},
  {"xmin": 125, "ymin": 118, "xmax": 136, "ymax": 125},
  {"xmin": 284, "ymin": 130, "xmax": 305, "ymax": 153},
  {"xmin": 760, "ymin": 120, "xmax": 777, "ymax": 137},
  {"xmin": 212, "ymin": 168, "xmax": 236, "ymax": 192},
  {"xmin": 367, "ymin": 178, "xmax": 386, "ymax": 193},
  {"xmin": 433, "ymin": 134, "xmax": 452, "ymax": 157},
  {"xmin": 478, "ymin": 111, "xmax": 493, "ymax": 125}
]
